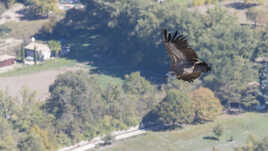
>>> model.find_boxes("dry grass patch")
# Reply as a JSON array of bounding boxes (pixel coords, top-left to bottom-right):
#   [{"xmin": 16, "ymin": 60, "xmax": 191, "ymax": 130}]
[{"xmin": 4, "ymin": 19, "xmax": 49, "ymax": 39}]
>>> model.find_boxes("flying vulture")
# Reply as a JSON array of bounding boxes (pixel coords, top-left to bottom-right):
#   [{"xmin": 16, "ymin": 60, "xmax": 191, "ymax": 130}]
[{"xmin": 162, "ymin": 29, "xmax": 211, "ymax": 82}]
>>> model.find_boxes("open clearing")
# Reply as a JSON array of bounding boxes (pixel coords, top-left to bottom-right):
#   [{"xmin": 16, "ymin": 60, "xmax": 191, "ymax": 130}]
[
  {"xmin": 0, "ymin": 66, "xmax": 79, "ymax": 101},
  {"xmin": 100, "ymin": 113, "xmax": 268, "ymax": 151},
  {"xmin": 0, "ymin": 58, "xmax": 124, "ymax": 101}
]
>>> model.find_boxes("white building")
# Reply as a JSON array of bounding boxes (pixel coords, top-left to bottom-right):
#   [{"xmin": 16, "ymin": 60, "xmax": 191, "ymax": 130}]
[{"xmin": 24, "ymin": 42, "xmax": 51, "ymax": 62}]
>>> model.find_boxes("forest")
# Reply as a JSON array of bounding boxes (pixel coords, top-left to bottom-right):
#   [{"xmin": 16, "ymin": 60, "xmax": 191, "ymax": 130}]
[{"xmin": 0, "ymin": 0, "xmax": 268, "ymax": 150}]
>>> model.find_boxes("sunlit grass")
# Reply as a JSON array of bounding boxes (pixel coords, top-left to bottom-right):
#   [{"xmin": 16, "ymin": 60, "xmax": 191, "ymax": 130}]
[
  {"xmin": 100, "ymin": 113, "xmax": 268, "ymax": 151},
  {"xmin": 0, "ymin": 58, "xmax": 76, "ymax": 77},
  {"xmin": 4, "ymin": 19, "xmax": 48, "ymax": 39}
]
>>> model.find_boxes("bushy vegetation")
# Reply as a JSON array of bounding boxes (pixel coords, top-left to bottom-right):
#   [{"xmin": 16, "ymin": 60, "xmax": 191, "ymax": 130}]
[
  {"xmin": 43, "ymin": 0, "xmax": 266, "ymax": 109},
  {"xmin": 0, "ymin": 70, "xmax": 223, "ymax": 150},
  {"xmin": 190, "ymin": 87, "xmax": 223, "ymax": 123},
  {"xmin": 0, "ymin": 88, "xmax": 57, "ymax": 151},
  {"xmin": 2, "ymin": 0, "xmax": 268, "ymax": 150},
  {"xmin": 0, "ymin": 24, "xmax": 11, "ymax": 37},
  {"xmin": 2, "ymin": 0, "xmax": 58, "ymax": 16},
  {"xmin": 147, "ymin": 85, "xmax": 222, "ymax": 127},
  {"xmin": 45, "ymin": 70, "xmax": 162, "ymax": 145},
  {"xmin": 259, "ymin": 63, "xmax": 268, "ymax": 104}
]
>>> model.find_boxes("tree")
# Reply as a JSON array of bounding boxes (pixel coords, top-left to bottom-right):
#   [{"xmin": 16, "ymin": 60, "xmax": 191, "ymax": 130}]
[
  {"xmin": 103, "ymin": 134, "xmax": 113, "ymax": 145},
  {"xmin": 48, "ymin": 40, "xmax": 61, "ymax": 57},
  {"xmin": 18, "ymin": 133, "xmax": 47, "ymax": 151},
  {"xmin": 190, "ymin": 87, "xmax": 223, "ymax": 123},
  {"xmin": 21, "ymin": 43, "xmax": 25, "ymax": 62},
  {"xmin": 26, "ymin": 0, "xmax": 58, "ymax": 17},
  {"xmin": 33, "ymin": 45, "xmax": 37, "ymax": 64},
  {"xmin": 0, "ymin": 90, "xmax": 17, "ymax": 121},
  {"xmin": 29, "ymin": 125, "xmax": 57, "ymax": 151},
  {"xmin": 240, "ymin": 84, "xmax": 260, "ymax": 111},
  {"xmin": 260, "ymin": 63, "xmax": 268, "ymax": 105},
  {"xmin": 213, "ymin": 124, "xmax": 223, "ymax": 141},
  {"xmin": 153, "ymin": 89, "xmax": 195, "ymax": 127},
  {"xmin": 123, "ymin": 72, "xmax": 154, "ymax": 95},
  {"xmin": 0, "ymin": 117, "xmax": 17, "ymax": 151}
]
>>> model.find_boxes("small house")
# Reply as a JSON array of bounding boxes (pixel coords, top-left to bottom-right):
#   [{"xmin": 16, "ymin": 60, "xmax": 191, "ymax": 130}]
[
  {"xmin": 0, "ymin": 55, "xmax": 16, "ymax": 67},
  {"xmin": 24, "ymin": 42, "xmax": 51, "ymax": 62}
]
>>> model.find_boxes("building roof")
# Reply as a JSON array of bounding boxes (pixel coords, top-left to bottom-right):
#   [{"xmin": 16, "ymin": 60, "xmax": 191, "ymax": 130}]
[
  {"xmin": 25, "ymin": 42, "xmax": 50, "ymax": 53},
  {"xmin": 255, "ymin": 57, "xmax": 268, "ymax": 63},
  {"xmin": 0, "ymin": 54, "xmax": 16, "ymax": 62}
]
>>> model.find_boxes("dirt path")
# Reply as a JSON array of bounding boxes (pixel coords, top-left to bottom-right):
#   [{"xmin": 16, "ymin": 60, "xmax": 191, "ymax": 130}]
[
  {"xmin": 0, "ymin": 67, "xmax": 79, "ymax": 101},
  {"xmin": 58, "ymin": 126, "xmax": 146, "ymax": 151}
]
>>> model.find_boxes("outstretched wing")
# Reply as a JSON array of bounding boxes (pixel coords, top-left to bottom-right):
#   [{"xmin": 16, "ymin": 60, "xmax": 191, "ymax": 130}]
[{"xmin": 162, "ymin": 29, "xmax": 198, "ymax": 65}]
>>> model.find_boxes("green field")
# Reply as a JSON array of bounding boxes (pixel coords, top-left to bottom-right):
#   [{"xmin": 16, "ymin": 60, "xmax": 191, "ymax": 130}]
[
  {"xmin": 0, "ymin": 58, "xmax": 76, "ymax": 77},
  {"xmin": 99, "ymin": 113, "xmax": 268, "ymax": 151}
]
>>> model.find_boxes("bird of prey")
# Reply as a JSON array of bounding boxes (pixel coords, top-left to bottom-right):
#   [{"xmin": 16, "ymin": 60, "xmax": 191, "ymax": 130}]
[{"xmin": 162, "ymin": 29, "xmax": 211, "ymax": 82}]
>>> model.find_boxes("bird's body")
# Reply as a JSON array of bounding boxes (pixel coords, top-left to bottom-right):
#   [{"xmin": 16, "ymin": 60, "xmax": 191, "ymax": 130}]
[{"xmin": 162, "ymin": 29, "xmax": 211, "ymax": 82}]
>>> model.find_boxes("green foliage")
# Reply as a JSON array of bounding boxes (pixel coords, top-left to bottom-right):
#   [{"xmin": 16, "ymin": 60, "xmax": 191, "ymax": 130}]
[
  {"xmin": 0, "ymin": 117, "xmax": 17, "ymax": 151},
  {"xmin": 25, "ymin": 0, "xmax": 58, "ymax": 17},
  {"xmin": 123, "ymin": 72, "xmax": 154, "ymax": 95},
  {"xmin": 19, "ymin": 133, "xmax": 47, "ymax": 151},
  {"xmin": 29, "ymin": 125, "xmax": 57, "ymax": 151},
  {"xmin": 47, "ymin": 40, "xmax": 61, "ymax": 57},
  {"xmin": 213, "ymin": 123, "xmax": 223, "ymax": 140},
  {"xmin": 45, "ymin": 70, "xmax": 160, "ymax": 144},
  {"xmin": 0, "ymin": 89, "xmax": 56, "ymax": 151},
  {"xmin": 0, "ymin": 90, "xmax": 17, "ymax": 121},
  {"xmin": 0, "ymin": 24, "xmax": 11, "ymax": 37},
  {"xmin": 20, "ymin": 43, "xmax": 25, "ymax": 62},
  {"xmin": 240, "ymin": 84, "xmax": 260, "ymax": 110},
  {"xmin": 260, "ymin": 63, "xmax": 268, "ymax": 103},
  {"xmin": 153, "ymin": 89, "xmax": 195, "ymax": 126},
  {"xmin": 103, "ymin": 134, "xmax": 113, "ymax": 145},
  {"xmin": 34, "ymin": 46, "xmax": 37, "ymax": 64},
  {"xmin": 57, "ymin": 0, "xmax": 263, "ymax": 110},
  {"xmin": 190, "ymin": 87, "xmax": 223, "ymax": 123}
]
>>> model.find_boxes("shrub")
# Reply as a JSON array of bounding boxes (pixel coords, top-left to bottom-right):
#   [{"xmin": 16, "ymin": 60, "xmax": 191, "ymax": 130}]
[{"xmin": 190, "ymin": 87, "xmax": 223, "ymax": 123}]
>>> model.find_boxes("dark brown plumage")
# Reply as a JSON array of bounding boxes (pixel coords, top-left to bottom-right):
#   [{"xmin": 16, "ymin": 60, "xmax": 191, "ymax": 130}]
[{"xmin": 162, "ymin": 29, "xmax": 211, "ymax": 82}]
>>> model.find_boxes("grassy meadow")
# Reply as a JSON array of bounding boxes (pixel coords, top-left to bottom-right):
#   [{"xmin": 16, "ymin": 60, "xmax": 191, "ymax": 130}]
[
  {"xmin": 0, "ymin": 58, "xmax": 76, "ymax": 77},
  {"xmin": 98, "ymin": 113, "xmax": 268, "ymax": 151}
]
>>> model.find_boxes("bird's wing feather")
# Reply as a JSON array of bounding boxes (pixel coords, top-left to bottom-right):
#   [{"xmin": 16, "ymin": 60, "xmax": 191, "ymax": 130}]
[
  {"xmin": 162, "ymin": 29, "xmax": 198, "ymax": 65},
  {"xmin": 179, "ymin": 72, "xmax": 201, "ymax": 82}
]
